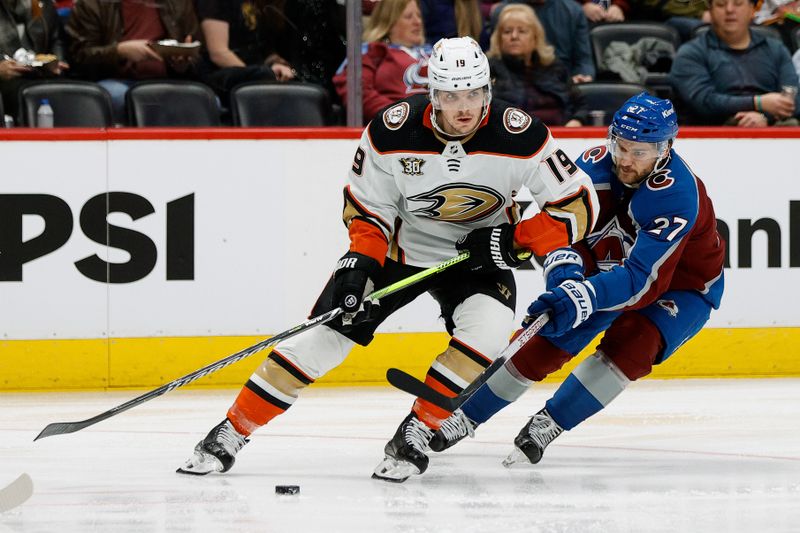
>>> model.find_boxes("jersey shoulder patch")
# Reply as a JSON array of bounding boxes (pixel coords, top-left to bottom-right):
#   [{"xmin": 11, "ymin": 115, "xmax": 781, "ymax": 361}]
[
  {"xmin": 382, "ymin": 101, "xmax": 410, "ymax": 130},
  {"xmin": 466, "ymin": 99, "xmax": 548, "ymax": 157},
  {"xmin": 576, "ymin": 145, "xmax": 614, "ymax": 189},
  {"xmin": 631, "ymin": 164, "xmax": 698, "ymax": 227},
  {"xmin": 502, "ymin": 107, "xmax": 533, "ymax": 134},
  {"xmin": 367, "ymin": 94, "xmax": 440, "ymax": 154}
]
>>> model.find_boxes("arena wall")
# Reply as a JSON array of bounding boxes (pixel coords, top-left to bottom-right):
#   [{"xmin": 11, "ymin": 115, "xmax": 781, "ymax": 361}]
[{"xmin": 1, "ymin": 127, "xmax": 798, "ymax": 390}]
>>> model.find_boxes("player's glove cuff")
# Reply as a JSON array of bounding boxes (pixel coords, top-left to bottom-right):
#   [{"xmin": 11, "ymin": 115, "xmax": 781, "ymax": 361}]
[
  {"xmin": 456, "ymin": 223, "xmax": 525, "ymax": 272},
  {"xmin": 542, "ymin": 248, "xmax": 584, "ymax": 290}
]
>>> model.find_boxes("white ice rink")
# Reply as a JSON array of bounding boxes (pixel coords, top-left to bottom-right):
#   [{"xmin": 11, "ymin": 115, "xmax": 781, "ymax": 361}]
[{"xmin": 2, "ymin": 378, "xmax": 799, "ymax": 532}]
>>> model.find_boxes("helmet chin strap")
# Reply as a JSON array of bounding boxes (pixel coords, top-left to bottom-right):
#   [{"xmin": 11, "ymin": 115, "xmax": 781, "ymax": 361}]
[{"xmin": 611, "ymin": 139, "xmax": 672, "ymax": 187}]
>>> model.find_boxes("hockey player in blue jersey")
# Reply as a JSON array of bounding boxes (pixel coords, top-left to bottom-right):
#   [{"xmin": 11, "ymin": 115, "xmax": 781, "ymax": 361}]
[{"xmin": 428, "ymin": 93, "xmax": 726, "ymax": 466}]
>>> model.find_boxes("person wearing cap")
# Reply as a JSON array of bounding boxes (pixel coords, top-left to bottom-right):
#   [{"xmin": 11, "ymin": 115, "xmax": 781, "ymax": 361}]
[
  {"xmin": 421, "ymin": 93, "xmax": 726, "ymax": 469},
  {"xmin": 177, "ymin": 36, "xmax": 598, "ymax": 481},
  {"xmin": 670, "ymin": 0, "xmax": 799, "ymax": 126}
]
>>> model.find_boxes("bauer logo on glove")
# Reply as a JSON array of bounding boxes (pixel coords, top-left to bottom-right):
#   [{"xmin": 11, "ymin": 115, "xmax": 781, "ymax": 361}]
[{"xmin": 526, "ymin": 279, "xmax": 597, "ymax": 337}]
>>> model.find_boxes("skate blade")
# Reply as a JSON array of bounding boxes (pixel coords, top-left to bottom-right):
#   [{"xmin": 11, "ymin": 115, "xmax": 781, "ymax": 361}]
[
  {"xmin": 371, "ymin": 456, "xmax": 420, "ymax": 483},
  {"xmin": 501, "ymin": 448, "xmax": 529, "ymax": 468},
  {"xmin": 176, "ymin": 451, "xmax": 224, "ymax": 476}
]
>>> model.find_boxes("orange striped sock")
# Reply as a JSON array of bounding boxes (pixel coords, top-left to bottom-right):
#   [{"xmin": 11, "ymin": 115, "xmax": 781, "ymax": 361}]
[
  {"xmin": 226, "ymin": 379, "xmax": 291, "ymax": 436},
  {"xmin": 412, "ymin": 375, "xmax": 459, "ymax": 430}
]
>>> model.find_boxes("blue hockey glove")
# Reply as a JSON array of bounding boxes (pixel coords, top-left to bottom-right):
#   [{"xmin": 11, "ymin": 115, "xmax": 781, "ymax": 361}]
[
  {"xmin": 526, "ymin": 280, "xmax": 596, "ymax": 337},
  {"xmin": 542, "ymin": 248, "xmax": 584, "ymax": 290},
  {"xmin": 456, "ymin": 223, "xmax": 525, "ymax": 272}
]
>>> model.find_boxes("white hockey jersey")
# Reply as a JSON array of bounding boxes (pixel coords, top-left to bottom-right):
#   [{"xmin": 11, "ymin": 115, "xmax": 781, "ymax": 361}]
[{"xmin": 343, "ymin": 95, "xmax": 598, "ymax": 267}]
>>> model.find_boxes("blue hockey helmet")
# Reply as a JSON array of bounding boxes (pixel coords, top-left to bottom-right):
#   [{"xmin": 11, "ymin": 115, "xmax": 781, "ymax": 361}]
[{"xmin": 609, "ymin": 92, "xmax": 678, "ymax": 144}]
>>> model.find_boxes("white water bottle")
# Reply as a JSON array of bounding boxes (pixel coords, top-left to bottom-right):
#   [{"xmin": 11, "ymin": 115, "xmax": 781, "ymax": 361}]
[{"xmin": 37, "ymin": 99, "xmax": 54, "ymax": 128}]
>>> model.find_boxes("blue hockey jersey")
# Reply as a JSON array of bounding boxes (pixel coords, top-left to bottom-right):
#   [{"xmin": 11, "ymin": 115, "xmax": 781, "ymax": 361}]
[{"xmin": 574, "ymin": 145, "xmax": 725, "ymax": 312}]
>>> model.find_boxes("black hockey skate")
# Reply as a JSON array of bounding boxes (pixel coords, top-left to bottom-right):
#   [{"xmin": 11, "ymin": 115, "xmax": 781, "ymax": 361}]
[
  {"xmin": 177, "ymin": 418, "xmax": 249, "ymax": 475},
  {"xmin": 503, "ymin": 408, "xmax": 563, "ymax": 467},
  {"xmin": 372, "ymin": 413, "xmax": 434, "ymax": 482},
  {"xmin": 429, "ymin": 409, "xmax": 477, "ymax": 452}
]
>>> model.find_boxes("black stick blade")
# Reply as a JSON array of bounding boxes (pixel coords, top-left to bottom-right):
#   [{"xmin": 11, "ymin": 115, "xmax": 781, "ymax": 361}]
[
  {"xmin": 35, "ymin": 421, "xmax": 89, "ymax": 441},
  {"xmin": 385, "ymin": 368, "xmax": 463, "ymax": 411}
]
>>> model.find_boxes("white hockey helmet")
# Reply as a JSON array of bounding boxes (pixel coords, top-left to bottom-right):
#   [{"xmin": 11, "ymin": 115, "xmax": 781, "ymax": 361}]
[{"xmin": 428, "ymin": 37, "xmax": 492, "ymax": 136}]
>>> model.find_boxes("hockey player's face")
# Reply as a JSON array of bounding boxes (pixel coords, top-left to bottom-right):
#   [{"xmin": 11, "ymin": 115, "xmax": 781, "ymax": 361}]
[
  {"xmin": 610, "ymin": 137, "xmax": 660, "ymax": 184},
  {"xmin": 436, "ymin": 89, "xmax": 485, "ymax": 135}
]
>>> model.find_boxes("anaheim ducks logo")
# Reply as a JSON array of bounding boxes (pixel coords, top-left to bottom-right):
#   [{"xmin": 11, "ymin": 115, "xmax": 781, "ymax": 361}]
[
  {"xmin": 407, "ymin": 183, "xmax": 504, "ymax": 222},
  {"xmin": 384, "ymin": 102, "xmax": 410, "ymax": 130},
  {"xmin": 503, "ymin": 107, "xmax": 532, "ymax": 134}
]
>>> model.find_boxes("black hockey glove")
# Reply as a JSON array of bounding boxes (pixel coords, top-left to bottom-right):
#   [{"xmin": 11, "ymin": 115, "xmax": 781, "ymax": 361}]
[
  {"xmin": 456, "ymin": 223, "xmax": 526, "ymax": 272},
  {"xmin": 332, "ymin": 251, "xmax": 382, "ymax": 327}
]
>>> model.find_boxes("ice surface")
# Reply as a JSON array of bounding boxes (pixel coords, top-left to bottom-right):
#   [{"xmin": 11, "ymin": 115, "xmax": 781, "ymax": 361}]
[{"xmin": 1, "ymin": 379, "xmax": 799, "ymax": 532}]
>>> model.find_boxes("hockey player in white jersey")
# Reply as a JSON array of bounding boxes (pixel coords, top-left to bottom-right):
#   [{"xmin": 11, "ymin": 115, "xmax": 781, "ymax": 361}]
[{"xmin": 178, "ymin": 37, "xmax": 598, "ymax": 481}]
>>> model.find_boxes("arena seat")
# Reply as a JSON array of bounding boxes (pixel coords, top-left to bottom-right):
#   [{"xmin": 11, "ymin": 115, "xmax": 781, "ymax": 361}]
[
  {"xmin": 127, "ymin": 81, "xmax": 220, "ymax": 127},
  {"xmin": 20, "ymin": 81, "xmax": 113, "ymax": 127},
  {"xmin": 231, "ymin": 82, "xmax": 330, "ymax": 127},
  {"xmin": 590, "ymin": 23, "xmax": 681, "ymax": 76},
  {"xmin": 573, "ymin": 82, "xmax": 649, "ymax": 125}
]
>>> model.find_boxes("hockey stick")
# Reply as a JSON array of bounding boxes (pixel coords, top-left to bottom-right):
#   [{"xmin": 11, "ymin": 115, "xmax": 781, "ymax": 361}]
[
  {"xmin": 386, "ymin": 312, "xmax": 550, "ymax": 411},
  {"xmin": 34, "ymin": 252, "xmax": 472, "ymax": 441},
  {"xmin": 0, "ymin": 473, "xmax": 33, "ymax": 513}
]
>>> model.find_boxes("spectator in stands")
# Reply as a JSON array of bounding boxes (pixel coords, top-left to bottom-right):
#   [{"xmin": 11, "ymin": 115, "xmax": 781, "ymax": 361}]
[
  {"xmin": 1, "ymin": 0, "xmax": 68, "ymax": 123},
  {"xmin": 488, "ymin": 4, "xmax": 586, "ymax": 125},
  {"xmin": 629, "ymin": 0, "xmax": 709, "ymax": 42},
  {"xmin": 670, "ymin": 0, "xmax": 799, "ymax": 126},
  {"xmin": 334, "ymin": 0, "xmax": 430, "ymax": 123},
  {"xmin": 578, "ymin": 0, "xmax": 627, "ymax": 24},
  {"xmin": 491, "ymin": 0, "xmax": 595, "ymax": 83},
  {"xmin": 66, "ymin": 0, "xmax": 199, "ymax": 124},
  {"xmin": 196, "ymin": 0, "xmax": 298, "ymax": 106},
  {"xmin": 420, "ymin": 0, "xmax": 483, "ymax": 44}
]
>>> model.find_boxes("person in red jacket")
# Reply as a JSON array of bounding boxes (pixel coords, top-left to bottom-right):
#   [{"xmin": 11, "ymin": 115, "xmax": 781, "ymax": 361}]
[{"xmin": 334, "ymin": 0, "xmax": 431, "ymax": 124}]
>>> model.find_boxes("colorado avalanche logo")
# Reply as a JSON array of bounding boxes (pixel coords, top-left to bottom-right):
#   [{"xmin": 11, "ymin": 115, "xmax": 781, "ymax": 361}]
[
  {"xmin": 407, "ymin": 183, "xmax": 504, "ymax": 222},
  {"xmin": 383, "ymin": 102, "xmax": 410, "ymax": 130},
  {"xmin": 646, "ymin": 169, "xmax": 675, "ymax": 191},
  {"xmin": 585, "ymin": 217, "xmax": 635, "ymax": 271},
  {"xmin": 402, "ymin": 58, "xmax": 429, "ymax": 95},
  {"xmin": 503, "ymin": 108, "xmax": 532, "ymax": 134},
  {"xmin": 581, "ymin": 145, "xmax": 608, "ymax": 164},
  {"xmin": 657, "ymin": 299, "xmax": 679, "ymax": 317}
]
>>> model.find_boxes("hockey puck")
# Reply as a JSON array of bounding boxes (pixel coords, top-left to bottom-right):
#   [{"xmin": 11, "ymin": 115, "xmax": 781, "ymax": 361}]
[{"xmin": 275, "ymin": 485, "xmax": 300, "ymax": 495}]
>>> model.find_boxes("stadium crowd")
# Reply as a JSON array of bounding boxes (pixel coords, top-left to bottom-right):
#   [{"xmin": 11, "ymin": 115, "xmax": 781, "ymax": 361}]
[{"xmin": 1, "ymin": 0, "xmax": 798, "ymax": 127}]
